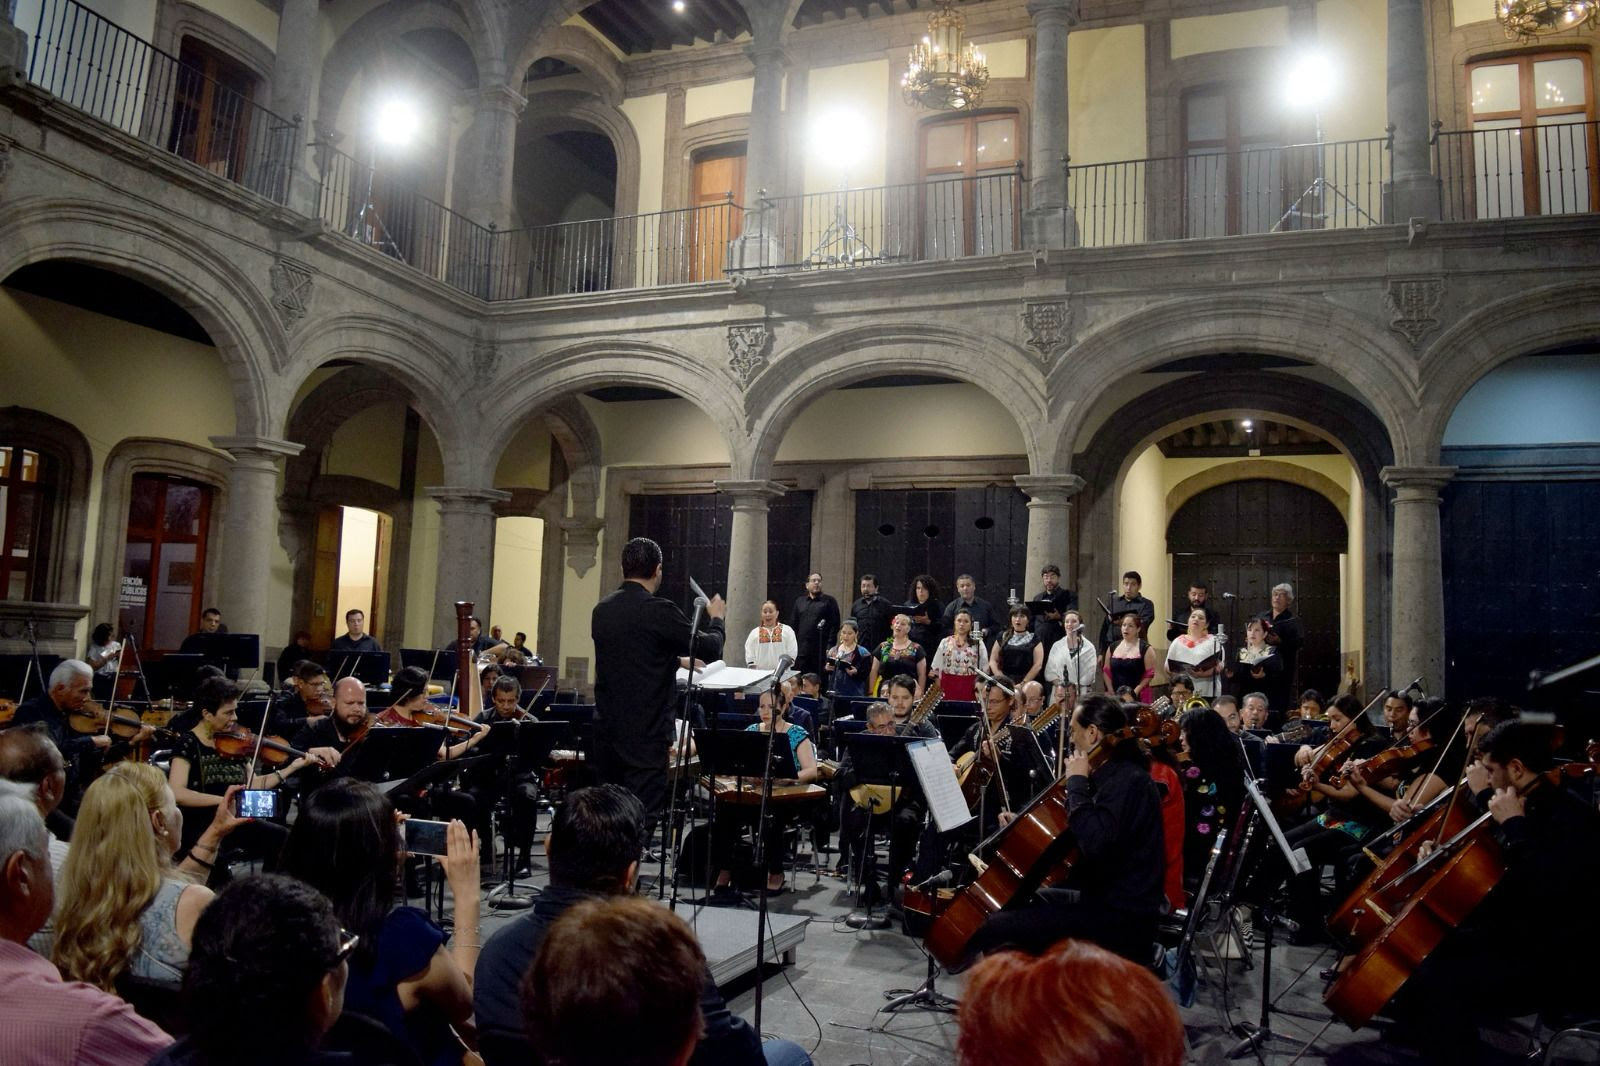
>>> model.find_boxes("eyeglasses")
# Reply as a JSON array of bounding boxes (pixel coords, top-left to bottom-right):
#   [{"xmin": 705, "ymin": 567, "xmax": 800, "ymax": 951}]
[{"xmin": 333, "ymin": 928, "xmax": 360, "ymax": 965}]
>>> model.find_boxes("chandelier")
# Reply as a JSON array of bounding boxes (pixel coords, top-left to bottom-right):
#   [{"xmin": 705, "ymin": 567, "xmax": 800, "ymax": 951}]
[
  {"xmin": 1495, "ymin": 0, "xmax": 1598, "ymax": 37},
  {"xmin": 901, "ymin": 2, "xmax": 990, "ymax": 111}
]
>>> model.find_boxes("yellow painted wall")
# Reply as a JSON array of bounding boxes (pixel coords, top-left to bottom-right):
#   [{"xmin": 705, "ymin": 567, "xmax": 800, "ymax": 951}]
[
  {"xmin": 493, "ymin": 420, "xmax": 553, "ymax": 490},
  {"xmin": 0, "ymin": 288, "xmax": 241, "ymax": 643},
  {"xmin": 685, "ymin": 78, "xmax": 754, "ymax": 125},
  {"xmin": 326, "ymin": 401, "xmax": 406, "ymax": 489},
  {"xmin": 195, "ymin": 0, "xmax": 279, "ymax": 49},
  {"xmin": 491, "ymin": 515, "xmax": 544, "ymax": 643},
  {"xmin": 336, "ymin": 505, "xmax": 380, "ymax": 622},
  {"xmin": 805, "ymin": 59, "xmax": 890, "ymax": 191},
  {"xmin": 979, "ymin": 38, "xmax": 1028, "ymax": 80},
  {"xmin": 1118, "ymin": 445, "xmax": 1172, "ymax": 644},
  {"xmin": 775, "ymin": 384, "xmax": 1026, "ymax": 461},
  {"xmin": 1452, "ymin": 0, "xmax": 1497, "ymax": 25},
  {"xmin": 621, "ymin": 93, "xmax": 668, "ymax": 215},
  {"xmin": 1159, "ymin": 454, "xmax": 1354, "ymax": 519},
  {"xmin": 1316, "ymin": 0, "xmax": 1389, "ymax": 142},
  {"xmin": 1070, "ymin": 24, "xmax": 1148, "ymax": 164},
  {"xmin": 583, "ymin": 396, "xmax": 728, "ymax": 467},
  {"xmin": 1170, "ymin": 7, "xmax": 1291, "ymax": 58}
]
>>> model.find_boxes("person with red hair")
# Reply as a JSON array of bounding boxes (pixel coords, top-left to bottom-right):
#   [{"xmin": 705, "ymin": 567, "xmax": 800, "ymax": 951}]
[{"xmin": 958, "ymin": 939, "xmax": 1186, "ymax": 1066}]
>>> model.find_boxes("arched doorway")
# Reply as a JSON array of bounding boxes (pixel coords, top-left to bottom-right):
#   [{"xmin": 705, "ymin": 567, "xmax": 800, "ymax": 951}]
[{"xmin": 1167, "ymin": 479, "xmax": 1347, "ymax": 697}]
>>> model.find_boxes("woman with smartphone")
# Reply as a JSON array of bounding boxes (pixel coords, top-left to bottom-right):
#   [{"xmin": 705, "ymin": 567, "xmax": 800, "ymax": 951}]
[
  {"xmin": 282, "ymin": 779, "xmax": 481, "ymax": 1066},
  {"xmin": 167, "ymin": 676, "xmax": 335, "ymax": 873}
]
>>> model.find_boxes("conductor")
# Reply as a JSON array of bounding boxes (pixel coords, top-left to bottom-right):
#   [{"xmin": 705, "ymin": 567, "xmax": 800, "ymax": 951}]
[{"xmin": 591, "ymin": 537, "xmax": 726, "ymax": 833}]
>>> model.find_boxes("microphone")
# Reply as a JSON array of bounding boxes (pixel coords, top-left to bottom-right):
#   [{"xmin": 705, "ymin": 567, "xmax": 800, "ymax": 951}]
[
  {"xmin": 774, "ymin": 654, "xmax": 794, "ymax": 677},
  {"xmin": 975, "ymin": 669, "xmax": 1015, "ymax": 697},
  {"xmin": 1221, "ymin": 592, "xmax": 1237, "ymax": 600},
  {"xmin": 1404, "ymin": 675, "xmax": 1425, "ymax": 694},
  {"xmin": 817, "ymin": 618, "xmax": 827, "ymax": 630},
  {"xmin": 689, "ymin": 595, "xmax": 707, "ymax": 637},
  {"xmin": 911, "ymin": 868, "xmax": 955, "ymax": 891}
]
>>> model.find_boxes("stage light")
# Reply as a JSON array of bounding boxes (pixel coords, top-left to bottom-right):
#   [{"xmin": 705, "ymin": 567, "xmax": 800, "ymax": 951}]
[
  {"xmin": 372, "ymin": 97, "xmax": 421, "ymax": 149},
  {"xmin": 1283, "ymin": 52, "xmax": 1336, "ymax": 110}
]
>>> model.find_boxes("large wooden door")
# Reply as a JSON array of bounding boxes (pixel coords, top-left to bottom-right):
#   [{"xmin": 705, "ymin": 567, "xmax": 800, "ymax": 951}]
[
  {"xmin": 853, "ymin": 486, "xmax": 1030, "ymax": 612},
  {"xmin": 627, "ymin": 490, "xmax": 813, "ymax": 610},
  {"xmin": 689, "ymin": 148, "xmax": 746, "ymax": 281},
  {"xmin": 1167, "ymin": 480, "xmax": 1346, "ymax": 698}
]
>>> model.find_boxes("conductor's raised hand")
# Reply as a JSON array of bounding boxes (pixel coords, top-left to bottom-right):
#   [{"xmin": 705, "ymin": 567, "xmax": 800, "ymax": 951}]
[{"xmin": 706, "ymin": 594, "xmax": 727, "ymax": 620}]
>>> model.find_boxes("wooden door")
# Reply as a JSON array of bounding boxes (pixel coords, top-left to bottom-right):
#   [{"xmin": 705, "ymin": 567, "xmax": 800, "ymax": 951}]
[
  {"xmin": 309, "ymin": 507, "xmax": 341, "ymax": 649},
  {"xmin": 689, "ymin": 149, "xmax": 746, "ymax": 281}
]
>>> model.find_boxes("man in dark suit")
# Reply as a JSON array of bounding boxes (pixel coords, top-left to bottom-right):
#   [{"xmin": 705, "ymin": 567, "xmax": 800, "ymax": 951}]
[
  {"xmin": 791, "ymin": 572, "xmax": 840, "ymax": 676},
  {"xmin": 590, "ymin": 537, "xmax": 725, "ymax": 833}
]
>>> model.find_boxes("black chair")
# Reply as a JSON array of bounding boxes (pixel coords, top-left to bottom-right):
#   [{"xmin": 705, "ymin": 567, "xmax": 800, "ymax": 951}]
[{"xmin": 322, "ymin": 1009, "xmax": 425, "ymax": 1066}]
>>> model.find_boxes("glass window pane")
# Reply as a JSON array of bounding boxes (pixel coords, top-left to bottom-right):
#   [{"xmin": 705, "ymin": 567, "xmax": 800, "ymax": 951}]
[
  {"xmin": 1184, "ymin": 148, "xmax": 1227, "ymax": 238},
  {"xmin": 1237, "ymin": 92, "xmax": 1278, "ymax": 141},
  {"xmin": 975, "ymin": 118, "xmax": 1016, "ymax": 164},
  {"xmin": 0, "ymin": 447, "xmax": 10, "ymax": 479},
  {"xmin": 8, "ymin": 489, "xmax": 34, "ymax": 555},
  {"xmin": 1471, "ymin": 64, "xmax": 1520, "ymax": 115},
  {"xmin": 20, "ymin": 450, "xmax": 38, "ymax": 483},
  {"xmin": 164, "ymin": 484, "xmax": 204, "ymax": 536},
  {"xmin": 972, "ymin": 171, "xmax": 1016, "ymax": 255},
  {"xmin": 924, "ymin": 123, "xmax": 966, "ymax": 169},
  {"xmin": 1536, "ymin": 115, "xmax": 1591, "ymax": 214},
  {"xmin": 922, "ymin": 173, "xmax": 966, "ymax": 259},
  {"xmin": 1470, "ymin": 119, "xmax": 1526, "ymax": 219},
  {"xmin": 1533, "ymin": 58, "xmax": 1584, "ymax": 112},
  {"xmin": 153, "ymin": 543, "xmax": 197, "ymax": 651},
  {"xmin": 128, "ymin": 476, "xmax": 161, "ymax": 531},
  {"xmin": 1186, "ymin": 93, "xmax": 1227, "ymax": 143}
]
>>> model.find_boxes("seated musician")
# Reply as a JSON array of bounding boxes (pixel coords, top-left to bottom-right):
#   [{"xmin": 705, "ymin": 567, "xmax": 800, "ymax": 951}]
[
  {"xmin": 711, "ymin": 689, "xmax": 820, "ymax": 898},
  {"xmin": 966, "ymin": 695, "xmax": 1167, "ymax": 963},
  {"xmin": 289, "ymin": 675, "xmax": 373, "ymax": 760},
  {"xmin": 1240, "ymin": 691, "xmax": 1272, "ymax": 732},
  {"xmin": 269, "ymin": 659, "xmax": 332, "ymax": 737},
  {"xmin": 1379, "ymin": 688, "xmax": 1413, "ymax": 738},
  {"xmin": 833, "ymin": 699, "xmax": 930, "ymax": 901},
  {"xmin": 473, "ymin": 675, "xmax": 540, "ymax": 878},
  {"xmin": 1016, "ymin": 681, "xmax": 1046, "ymax": 723},
  {"xmin": 13, "ymin": 659, "xmax": 153, "ymax": 814},
  {"xmin": 1167, "ymin": 673, "xmax": 1196, "ymax": 706},
  {"xmin": 167, "ymin": 676, "xmax": 336, "ymax": 871},
  {"xmin": 1389, "ymin": 720, "xmax": 1600, "ymax": 1063},
  {"xmin": 378, "ymin": 666, "xmax": 495, "ymax": 863},
  {"xmin": 950, "ymin": 675, "xmax": 1032, "ymax": 833},
  {"xmin": 883, "ymin": 674, "xmax": 939, "ymax": 739},
  {"xmin": 1344, "ymin": 697, "xmax": 1467, "ymax": 827}
]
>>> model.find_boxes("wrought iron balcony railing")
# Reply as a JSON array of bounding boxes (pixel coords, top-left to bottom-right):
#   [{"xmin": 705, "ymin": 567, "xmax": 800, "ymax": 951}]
[{"xmin": 1434, "ymin": 119, "xmax": 1598, "ymax": 222}]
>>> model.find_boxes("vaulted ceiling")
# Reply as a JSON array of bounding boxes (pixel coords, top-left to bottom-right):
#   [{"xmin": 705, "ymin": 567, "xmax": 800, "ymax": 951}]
[{"xmin": 578, "ymin": 0, "xmax": 938, "ymax": 56}]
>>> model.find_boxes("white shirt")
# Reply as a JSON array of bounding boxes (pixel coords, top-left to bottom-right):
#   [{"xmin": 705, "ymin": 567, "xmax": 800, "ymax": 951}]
[
  {"xmin": 1045, "ymin": 634, "xmax": 1098, "ymax": 690},
  {"xmin": 744, "ymin": 624, "xmax": 797, "ymax": 672}
]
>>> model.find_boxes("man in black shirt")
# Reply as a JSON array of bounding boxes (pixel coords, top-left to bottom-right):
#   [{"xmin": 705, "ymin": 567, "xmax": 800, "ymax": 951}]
[
  {"xmin": 1165, "ymin": 580, "xmax": 1220, "ymax": 641},
  {"xmin": 474, "ymin": 785, "xmax": 806, "ymax": 1066},
  {"xmin": 328, "ymin": 608, "xmax": 381, "ymax": 654},
  {"xmin": 966, "ymin": 695, "xmax": 1165, "ymax": 964},
  {"xmin": 941, "ymin": 574, "xmax": 1001, "ymax": 645},
  {"xmin": 591, "ymin": 537, "xmax": 724, "ymax": 833},
  {"xmin": 848, "ymin": 573, "xmax": 893, "ymax": 654},
  {"xmin": 1029, "ymin": 563, "xmax": 1077, "ymax": 652},
  {"xmin": 288, "ymin": 676, "xmax": 368, "ymax": 761},
  {"xmin": 1098, "ymin": 571, "xmax": 1155, "ymax": 649},
  {"xmin": 269, "ymin": 660, "xmax": 332, "ymax": 738},
  {"xmin": 1255, "ymin": 582, "xmax": 1305, "ymax": 695},
  {"xmin": 791, "ymin": 572, "xmax": 840, "ymax": 677}
]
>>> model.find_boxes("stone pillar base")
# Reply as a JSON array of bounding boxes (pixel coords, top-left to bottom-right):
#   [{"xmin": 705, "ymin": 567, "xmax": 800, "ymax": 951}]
[
  {"xmin": 727, "ymin": 233, "xmax": 787, "ymax": 274},
  {"xmin": 1024, "ymin": 204, "xmax": 1077, "ymax": 250},
  {"xmin": 1386, "ymin": 175, "xmax": 1438, "ymax": 225}
]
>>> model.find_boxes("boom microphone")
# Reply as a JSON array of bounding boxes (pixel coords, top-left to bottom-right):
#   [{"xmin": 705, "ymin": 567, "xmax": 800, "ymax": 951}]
[{"xmin": 774, "ymin": 654, "xmax": 795, "ymax": 677}]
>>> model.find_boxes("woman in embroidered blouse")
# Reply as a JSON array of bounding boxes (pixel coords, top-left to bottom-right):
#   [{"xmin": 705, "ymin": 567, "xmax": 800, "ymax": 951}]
[
  {"xmin": 51, "ymin": 762, "xmax": 246, "ymax": 991},
  {"xmin": 824, "ymin": 619, "xmax": 872, "ymax": 698},
  {"xmin": 744, "ymin": 599, "xmax": 798, "ymax": 673},
  {"xmin": 989, "ymin": 606, "xmax": 1044, "ymax": 688},
  {"xmin": 931, "ymin": 607, "xmax": 982, "ymax": 701},
  {"xmin": 1165, "ymin": 608, "xmax": 1223, "ymax": 699},
  {"xmin": 867, "ymin": 613, "xmax": 927, "ymax": 698},
  {"xmin": 711, "ymin": 689, "xmax": 819, "ymax": 895}
]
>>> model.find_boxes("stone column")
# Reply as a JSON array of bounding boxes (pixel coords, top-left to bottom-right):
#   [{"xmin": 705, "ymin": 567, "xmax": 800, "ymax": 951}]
[
  {"xmin": 1387, "ymin": 0, "xmax": 1436, "ymax": 221},
  {"xmin": 0, "ymin": 1, "xmax": 28, "ymax": 88},
  {"xmin": 1380, "ymin": 465, "xmax": 1455, "ymax": 694},
  {"xmin": 1015, "ymin": 474, "xmax": 1086, "ymax": 593},
  {"xmin": 425, "ymin": 486, "xmax": 511, "ymax": 647},
  {"xmin": 715, "ymin": 480, "xmax": 786, "ymax": 639},
  {"xmin": 268, "ymin": 0, "xmax": 319, "ymax": 215},
  {"xmin": 1023, "ymin": 0, "xmax": 1080, "ymax": 249},
  {"xmin": 210, "ymin": 436, "xmax": 305, "ymax": 657},
  {"xmin": 457, "ymin": 83, "xmax": 527, "ymax": 231},
  {"xmin": 729, "ymin": 41, "xmax": 789, "ymax": 271}
]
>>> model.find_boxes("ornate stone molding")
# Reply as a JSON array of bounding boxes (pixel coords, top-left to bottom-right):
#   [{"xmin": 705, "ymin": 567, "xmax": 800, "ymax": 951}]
[
  {"xmin": 1014, "ymin": 473, "xmax": 1087, "ymax": 507},
  {"xmin": 471, "ymin": 332, "xmax": 498, "ymax": 382},
  {"xmin": 1379, "ymin": 465, "xmax": 1457, "ymax": 502},
  {"xmin": 713, "ymin": 479, "xmax": 787, "ymax": 512},
  {"xmin": 1384, "ymin": 276, "xmax": 1444, "ymax": 349},
  {"xmin": 269, "ymin": 257, "xmax": 314, "ymax": 333},
  {"xmin": 557, "ymin": 516, "xmax": 605, "ymax": 578},
  {"xmin": 1021, "ymin": 298, "xmax": 1073, "ymax": 365},
  {"xmin": 727, "ymin": 323, "xmax": 772, "ymax": 387},
  {"xmin": 424, "ymin": 486, "xmax": 513, "ymax": 514}
]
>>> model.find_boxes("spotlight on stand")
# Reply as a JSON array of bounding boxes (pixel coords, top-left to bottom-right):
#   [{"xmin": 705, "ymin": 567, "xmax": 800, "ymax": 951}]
[
  {"xmin": 806, "ymin": 109, "xmax": 876, "ymax": 267},
  {"xmin": 351, "ymin": 96, "xmax": 422, "ymax": 257}
]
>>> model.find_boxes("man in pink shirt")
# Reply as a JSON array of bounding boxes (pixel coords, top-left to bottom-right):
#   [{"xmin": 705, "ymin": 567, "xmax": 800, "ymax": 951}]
[{"xmin": 0, "ymin": 781, "xmax": 172, "ymax": 1065}]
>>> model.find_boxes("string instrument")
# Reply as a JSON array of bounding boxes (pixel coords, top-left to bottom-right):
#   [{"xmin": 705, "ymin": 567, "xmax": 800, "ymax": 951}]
[
  {"xmin": 454, "ymin": 601, "xmax": 487, "ymax": 730},
  {"xmin": 412, "ymin": 703, "xmax": 483, "ymax": 735},
  {"xmin": 816, "ymin": 756, "xmax": 901, "ymax": 813},
  {"xmin": 0, "ymin": 698, "xmax": 15, "ymax": 726},
  {"xmin": 1331, "ymin": 736, "xmax": 1434, "ymax": 788},
  {"xmin": 906, "ymin": 681, "xmax": 943, "ymax": 725},
  {"xmin": 1280, "ymin": 726, "xmax": 1363, "ymax": 813},
  {"xmin": 698, "ymin": 775, "xmax": 828, "ymax": 807},
  {"xmin": 925, "ymin": 708, "xmax": 1158, "ymax": 970},
  {"xmin": 212, "ymin": 726, "xmax": 315, "ymax": 768},
  {"xmin": 67, "ymin": 700, "xmax": 149, "ymax": 739},
  {"xmin": 1276, "ymin": 714, "xmax": 1330, "ymax": 746}
]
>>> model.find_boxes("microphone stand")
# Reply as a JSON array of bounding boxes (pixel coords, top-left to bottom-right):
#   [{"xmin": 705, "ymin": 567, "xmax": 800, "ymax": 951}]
[{"xmin": 663, "ymin": 597, "xmax": 706, "ymax": 903}]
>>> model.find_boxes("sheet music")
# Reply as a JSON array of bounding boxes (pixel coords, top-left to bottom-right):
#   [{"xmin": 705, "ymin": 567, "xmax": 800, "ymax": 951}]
[
  {"xmin": 674, "ymin": 659, "xmax": 774, "ymax": 691},
  {"xmin": 907, "ymin": 738, "xmax": 975, "ymax": 834}
]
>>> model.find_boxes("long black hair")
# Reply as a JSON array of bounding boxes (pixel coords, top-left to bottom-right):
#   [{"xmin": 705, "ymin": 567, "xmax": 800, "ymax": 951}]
[
  {"xmin": 1076, "ymin": 695, "xmax": 1147, "ymax": 767},
  {"xmin": 280, "ymin": 779, "xmax": 399, "ymax": 964},
  {"xmin": 1181, "ymin": 708, "xmax": 1248, "ymax": 789}
]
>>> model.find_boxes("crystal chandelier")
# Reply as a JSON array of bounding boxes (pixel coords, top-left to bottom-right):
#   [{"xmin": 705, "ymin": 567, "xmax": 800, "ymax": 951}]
[
  {"xmin": 901, "ymin": 2, "xmax": 990, "ymax": 111},
  {"xmin": 1495, "ymin": 0, "xmax": 1598, "ymax": 37}
]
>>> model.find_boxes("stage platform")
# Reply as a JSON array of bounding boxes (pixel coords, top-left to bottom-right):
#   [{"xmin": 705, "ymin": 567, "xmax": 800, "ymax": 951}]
[{"xmin": 670, "ymin": 902, "xmax": 810, "ymax": 987}]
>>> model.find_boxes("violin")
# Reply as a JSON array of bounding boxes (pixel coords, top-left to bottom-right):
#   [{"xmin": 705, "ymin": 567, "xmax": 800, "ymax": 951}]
[
  {"xmin": 213, "ymin": 726, "xmax": 315, "ymax": 768},
  {"xmin": 0, "ymin": 697, "xmax": 15, "ymax": 726},
  {"xmin": 412, "ymin": 704, "xmax": 484, "ymax": 735},
  {"xmin": 68, "ymin": 699, "xmax": 150, "ymax": 738},
  {"xmin": 1332, "ymin": 737, "xmax": 1435, "ymax": 788}
]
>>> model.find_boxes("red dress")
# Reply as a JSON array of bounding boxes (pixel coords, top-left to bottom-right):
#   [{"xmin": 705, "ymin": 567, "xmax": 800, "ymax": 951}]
[{"xmin": 1149, "ymin": 760, "xmax": 1186, "ymax": 912}]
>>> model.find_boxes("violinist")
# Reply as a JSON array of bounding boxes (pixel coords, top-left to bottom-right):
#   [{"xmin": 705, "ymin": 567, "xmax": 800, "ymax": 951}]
[
  {"xmin": 966, "ymin": 695, "xmax": 1167, "ymax": 963},
  {"xmin": 269, "ymin": 659, "xmax": 333, "ymax": 737},
  {"xmin": 377, "ymin": 666, "xmax": 492, "ymax": 760},
  {"xmin": 13, "ymin": 659, "xmax": 153, "ymax": 813},
  {"xmin": 1344, "ymin": 697, "xmax": 1466, "ymax": 826},
  {"xmin": 290, "ymin": 675, "xmax": 372, "ymax": 758},
  {"xmin": 167, "ymin": 677, "xmax": 336, "ymax": 866},
  {"xmin": 1390, "ymin": 721, "xmax": 1600, "ymax": 1064},
  {"xmin": 376, "ymin": 666, "xmax": 493, "ymax": 858},
  {"xmin": 474, "ymin": 675, "xmax": 539, "ymax": 877}
]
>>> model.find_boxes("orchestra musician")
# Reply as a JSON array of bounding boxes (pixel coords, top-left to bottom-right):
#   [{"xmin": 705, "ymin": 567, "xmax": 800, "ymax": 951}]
[
  {"xmin": 1386, "ymin": 721, "xmax": 1600, "ymax": 1064},
  {"xmin": 841, "ymin": 677, "xmax": 939, "ymax": 890},
  {"xmin": 867, "ymin": 613, "xmax": 927, "ymax": 699},
  {"xmin": 473, "ymin": 675, "xmax": 540, "ymax": 878},
  {"xmin": 951, "ymin": 676, "xmax": 1028, "ymax": 834},
  {"xmin": 268, "ymin": 659, "xmax": 333, "ymax": 737},
  {"xmin": 13, "ymin": 659, "xmax": 153, "ymax": 813},
  {"xmin": 965, "ymin": 695, "xmax": 1167, "ymax": 963},
  {"xmin": 289, "ymin": 676, "xmax": 372, "ymax": 761},
  {"xmin": 376, "ymin": 666, "xmax": 494, "ymax": 859},
  {"xmin": 1379, "ymin": 688, "xmax": 1414, "ymax": 738},
  {"xmin": 1177, "ymin": 707, "xmax": 1248, "ymax": 894},
  {"xmin": 824, "ymin": 619, "xmax": 872, "ymax": 698},
  {"xmin": 833, "ymin": 701, "xmax": 899, "ymax": 897},
  {"xmin": 1343, "ymin": 697, "xmax": 1467, "ymax": 828},
  {"xmin": 710, "ymin": 689, "xmax": 820, "ymax": 898}
]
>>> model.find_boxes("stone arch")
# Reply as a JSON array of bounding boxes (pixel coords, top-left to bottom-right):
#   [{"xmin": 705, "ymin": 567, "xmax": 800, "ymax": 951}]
[
  {"xmin": 1414, "ymin": 280, "xmax": 1600, "ymax": 460},
  {"xmin": 282, "ymin": 314, "xmax": 476, "ymax": 480},
  {"xmin": 316, "ymin": 0, "xmax": 497, "ymax": 135},
  {"xmin": 1168, "ymin": 460, "xmax": 1350, "ymax": 521},
  {"xmin": 1074, "ymin": 370, "xmax": 1394, "ymax": 691},
  {"xmin": 0, "ymin": 197, "xmax": 282, "ymax": 437},
  {"xmin": 510, "ymin": 23, "xmax": 626, "ymax": 106},
  {"xmin": 746, "ymin": 322, "xmax": 1050, "ymax": 476},
  {"xmin": 1052, "ymin": 292, "xmax": 1419, "ymax": 471},
  {"xmin": 513, "ymin": 91, "xmax": 641, "ymax": 222},
  {"xmin": 479, "ymin": 339, "xmax": 746, "ymax": 475}
]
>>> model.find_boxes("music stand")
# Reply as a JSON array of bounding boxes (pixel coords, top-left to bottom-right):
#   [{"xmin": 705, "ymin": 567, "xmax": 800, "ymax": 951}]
[
  {"xmin": 0, "ymin": 652, "xmax": 62, "ymax": 702},
  {"xmin": 689, "ymin": 728, "xmax": 798, "ymax": 900},
  {"xmin": 160, "ymin": 654, "xmax": 210, "ymax": 702},
  {"xmin": 712, "ymin": 712, "xmax": 760, "ymax": 731},
  {"xmin": 486, "ymin": 720, "xmax": 572, "ymax": 910},
  {"xmin": 832, "ymin": 718, "xmax": 868, "ymax": 760},
  {"xmin": 839, "ymin": 733, "xmax": 914, "ymax": 930},
  {"xmin": 340, "ymin": 725, "xmax": 448, "ymax": 785},
  {"xmin": 328, "ymin": 651, "xmax": 391, "ymax": 687},
  {"xmin": 186, "ymin": 633, "xmax": 260, "ymax": 675},
  {"xmin": 400, "ymin": 648, "xmax": 457, "ymax": 685}
]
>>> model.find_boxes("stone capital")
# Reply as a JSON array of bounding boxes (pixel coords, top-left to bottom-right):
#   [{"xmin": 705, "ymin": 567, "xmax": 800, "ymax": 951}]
[
  {"xmin": 1014, "ymin": 474, "xmax": 1086, "ymax": 506},
  {"xmin": 1026, "ymin": 0, "xmax": 1081, "ymax": 25},
  {"xmin": 210, "ymin": 435, "xmax": 305, "ymax": 466},
  {"xmin": 469, "ymin": 84, "xmax": 528, "ymax": 117},
  {"xmin": 1380, "ymin": 465, "xmax": 1457, "ymax": 501},
  {"xmin": 714, "ymin": 479, "xmax": 787, "ymax": 511},
  {"xmin": 425, "ymin": 485, "xmax": 513, "ymax": 513},
  {"xmin": 745, "ymin": 43, "xmax": 791, "ymax": 73}
]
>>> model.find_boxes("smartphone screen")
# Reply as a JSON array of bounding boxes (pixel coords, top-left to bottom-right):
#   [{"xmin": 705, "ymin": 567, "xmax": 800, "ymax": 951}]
[
  {"xmin": 235, "ymin": 789, "xmax": 279, "ymax": 820},
  {"xmin": 404, "ymin": 818, "xmax": 451, "ymax": 857}
]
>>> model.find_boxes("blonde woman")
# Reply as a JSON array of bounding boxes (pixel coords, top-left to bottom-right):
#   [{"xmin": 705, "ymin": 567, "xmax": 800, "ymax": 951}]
[{"xmin": 51, "ymin": 762, "xmax": 246, "ymax": 991}]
